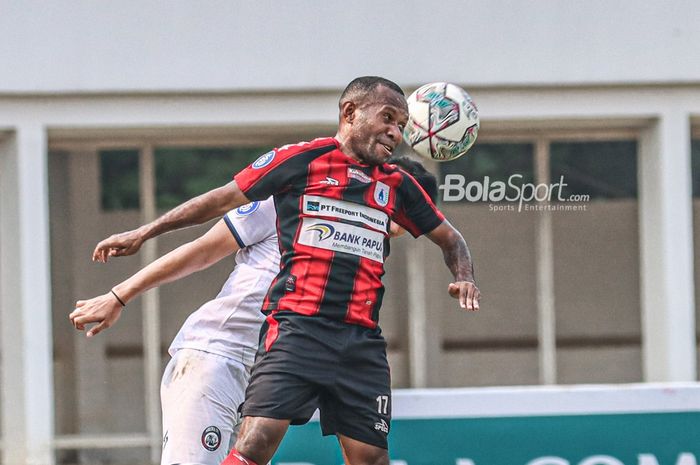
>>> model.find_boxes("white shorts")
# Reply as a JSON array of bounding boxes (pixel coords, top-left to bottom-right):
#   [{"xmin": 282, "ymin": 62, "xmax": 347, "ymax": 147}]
[{"xmin": 160, "ymin": 348, "xmax": 251, "ymax": 465}]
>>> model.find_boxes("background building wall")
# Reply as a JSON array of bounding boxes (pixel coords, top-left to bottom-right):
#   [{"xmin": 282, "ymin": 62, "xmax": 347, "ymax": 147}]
[{"xmin": 1, "ymin": 0, "xmax": 699, "ymax": 93}]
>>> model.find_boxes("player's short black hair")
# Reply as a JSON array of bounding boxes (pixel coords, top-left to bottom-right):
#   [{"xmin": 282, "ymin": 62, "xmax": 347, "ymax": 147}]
[
  {"xmin": 340, "ymin": 76, "xmax": 405, "ymax": 105},
  {"xmin": 389, "ymin": 155, "xmax": 439, "ymax": 204}
]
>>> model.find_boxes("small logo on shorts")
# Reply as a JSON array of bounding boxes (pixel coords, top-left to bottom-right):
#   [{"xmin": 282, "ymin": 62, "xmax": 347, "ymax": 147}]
[
  {"xmin": 162, "ymin": 430, "xmax": 168, "ymax": 449},
  {"xmin": 201, "ymin": 426, "xmax": 221, "ymax": 451},
  {"xmin": 374, "ymin": 419, "xmax": 389, "ymax": 434}
]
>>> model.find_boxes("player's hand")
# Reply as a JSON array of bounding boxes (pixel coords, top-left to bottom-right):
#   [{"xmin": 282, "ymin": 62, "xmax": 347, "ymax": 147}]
[
  {"xmin": 93, "ymin": 228, "xmax": 144, "ymax": 262},
  {"xmin": 448, "ymin": 280, "xmax": 481, "ymax": 311},
  {"xmin": 69, "ymin": 293, "xmax": 124, "ymax": 337}
]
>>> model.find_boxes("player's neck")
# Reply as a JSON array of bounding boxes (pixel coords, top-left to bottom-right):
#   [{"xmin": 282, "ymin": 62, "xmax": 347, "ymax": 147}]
[{"xmin": 333, "ymin": 132, "xmax": 364, "ymax": 164}]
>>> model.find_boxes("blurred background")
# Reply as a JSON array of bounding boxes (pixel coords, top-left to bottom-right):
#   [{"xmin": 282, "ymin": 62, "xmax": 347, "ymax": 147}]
[{"xmin": 1, "ymin": 1, "xmax": 699, "ymax": 464}]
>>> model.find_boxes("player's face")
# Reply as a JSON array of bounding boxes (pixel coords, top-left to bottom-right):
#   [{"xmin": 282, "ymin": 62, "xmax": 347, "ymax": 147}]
[{"xmin": 349, "ymin": 86, "xmax": 408, "ymax": 166}]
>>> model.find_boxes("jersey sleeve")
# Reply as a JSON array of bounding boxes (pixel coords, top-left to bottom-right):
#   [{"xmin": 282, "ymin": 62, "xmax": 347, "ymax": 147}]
[
  {"xmin": 223, "ymin": 197, "xmax": 277, "ymax": 248},
  {"xmin": 392, "ymin": 172, "xmax": 445, "ymax": 238},
  {"xmin": 234, "ymin": 139, "xmax": 337, "ymax": 201}
]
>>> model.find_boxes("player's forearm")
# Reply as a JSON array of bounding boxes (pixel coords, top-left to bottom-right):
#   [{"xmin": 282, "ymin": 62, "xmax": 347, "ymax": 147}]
[
  {"xmin": 427, "ymin": 221, "xmax": 476, "ymax": 282},
  {"xmin": 113, "ymin": 239, "xmax": 227, "ymax": 304},
  {"xmin": 137, "ymin": 182, "xmax": 248, "ymax": 242},
  {"xmin": 441, "ymin": 231, "xmax": 475, "ymax": 283}
]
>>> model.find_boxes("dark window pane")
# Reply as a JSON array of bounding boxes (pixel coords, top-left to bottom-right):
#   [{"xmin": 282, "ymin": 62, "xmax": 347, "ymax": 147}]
[
  {"xmin": 550, "ymin": 141, "xmax": 637, "ymax": 200},
  {"xmin": 155, "ymin": 147, "xmax": 268, "ymax": 210},
  {"xmin": 438, "ymin": 143, "xmax": 534, "ymax": 202},
  {"xmin": 100, "ymin": 149, "xmax": 140, "ymax": 210},
  {"xmin": 692, "ymin": 139, "xmax": 700, "ymax": 198}
]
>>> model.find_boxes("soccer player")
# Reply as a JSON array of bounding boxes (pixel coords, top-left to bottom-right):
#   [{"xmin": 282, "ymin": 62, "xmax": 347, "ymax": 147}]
[
  {"xmin": 71, "ymin": 198, "xmax": 278, "ymax": 465},
  {"xmin": 92, "ymin": 76, "xmax": 481, "ymax": 465},
  {"xmin": 72, "ymin": 155, "xmax": 439, "ymax": 465}
]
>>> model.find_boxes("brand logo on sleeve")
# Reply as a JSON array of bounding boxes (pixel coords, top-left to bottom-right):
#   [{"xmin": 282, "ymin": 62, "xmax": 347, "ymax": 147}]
[
  {"xmin": 235, "ymin": 201, "xmax": 260, "ymax": 216},
  {"xmin": 252, "ymin": 150, "xmax": 276, "ymax": 169}
]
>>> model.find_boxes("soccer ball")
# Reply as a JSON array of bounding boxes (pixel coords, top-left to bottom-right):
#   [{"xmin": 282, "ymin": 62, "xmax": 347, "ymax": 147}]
[{"xmin": 403, "ymin": 82, "xmax": 479, "ymax": 162}]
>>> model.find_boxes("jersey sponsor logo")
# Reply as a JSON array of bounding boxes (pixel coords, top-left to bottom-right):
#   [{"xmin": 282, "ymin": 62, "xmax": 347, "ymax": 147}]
[
  {"xmin": 320, "ymin": 176, "xmax": 339, "ymax": 186},
  {"xmin": 348, "ymin": 167, "xmax": 372, "ymax": 184},
  {"xmin": 201, "ymin": 425, "xmax": 221, "ymax": 451},
  {"xmin": 374, "ymin": 419, "xmax": 389, "ymax": 434},
  {"xmin": 302, "ymin": 195, "xmax": 389, "ymax": 232},
  {"xmin": 298, "ymin": 218, "xmax": 385, "ymax": 263},
  {"xmin": 306, "ymin": 222, "xmax": 335, "ymax": 241},
  {"xmin": 235, "ymin": 201, "xmax": 260, "ymax": 216},
  {"xmin": 252, "ymin": 150, "xmax": 276, "ymax": 169}
]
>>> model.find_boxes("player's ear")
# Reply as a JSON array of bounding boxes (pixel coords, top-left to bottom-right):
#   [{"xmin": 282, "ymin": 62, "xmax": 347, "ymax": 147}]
[{"xmin": 340, "ymin": 101, "xmax": 356, "ymax": 124}]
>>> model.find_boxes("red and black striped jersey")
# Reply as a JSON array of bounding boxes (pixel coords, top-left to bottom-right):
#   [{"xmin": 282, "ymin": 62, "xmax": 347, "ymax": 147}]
[{"xmin": 234, "ymin": 137, "xmax": 445, "ymax": 328}]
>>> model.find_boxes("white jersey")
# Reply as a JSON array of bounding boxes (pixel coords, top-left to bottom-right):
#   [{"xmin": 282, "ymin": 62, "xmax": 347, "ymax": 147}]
[{"xmin": 168, "ymin": 197, "xmax": 279, "ymax": 368}]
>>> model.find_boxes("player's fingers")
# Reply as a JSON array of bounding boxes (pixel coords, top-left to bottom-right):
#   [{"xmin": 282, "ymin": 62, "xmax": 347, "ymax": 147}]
[
  {"xmin": 87, "ymin": 322, "xmax": 108, "ymax": 338},
  {"xmin": 466, "ymin": 285, "xmax": 478, "ymax": 311},
  {"xmin": 92, "ymin": 241, "xmax": 107, "ymax": 262},
  {"xmin": 459, "ymin": 284, "xmax": 467, "ymax": 309},
  {"xmin": 448, "ymin": 283, "xmax": 459, "ymax": 298}
]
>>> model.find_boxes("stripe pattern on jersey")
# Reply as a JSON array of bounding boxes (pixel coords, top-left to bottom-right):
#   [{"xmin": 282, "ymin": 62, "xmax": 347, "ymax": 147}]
[{"xmin": 234, "ymin": 137, "xmax": 445, "ymax": 328}]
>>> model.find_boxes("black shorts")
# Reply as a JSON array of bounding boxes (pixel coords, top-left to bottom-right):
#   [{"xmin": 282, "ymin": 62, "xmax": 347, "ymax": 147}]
[{"xmin": 241, "ymin": 311, "xmax": 392, "ymax": 449}]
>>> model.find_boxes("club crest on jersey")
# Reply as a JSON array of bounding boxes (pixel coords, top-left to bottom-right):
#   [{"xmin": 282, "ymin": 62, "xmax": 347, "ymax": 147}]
[
  {"xmin": 305, "ymin": 223, "xmax": 335, "ymax": 241},
  {"xmin": 374, "ymin": 181, "xmax": 390, "ymax": 207},
  {"xmin": 252, "ymin": 150, "xmax": 276, "ymax": 169},
  {"xmin": 201, "ymin": 426, "xmax": 221, "ymax": 451},
  {"xmin": 235, "ymin": 201, "xmax": 260, "ymax": 216}
]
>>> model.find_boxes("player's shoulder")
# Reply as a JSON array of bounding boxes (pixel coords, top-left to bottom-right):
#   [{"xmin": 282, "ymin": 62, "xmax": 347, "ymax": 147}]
[
  {"xmin": 380, "ymin": 162, "xmax": 416, "ymax": 186},
  {"xmin": 275, "ymin": 137, "xmax": 338, "ymax": 157}
]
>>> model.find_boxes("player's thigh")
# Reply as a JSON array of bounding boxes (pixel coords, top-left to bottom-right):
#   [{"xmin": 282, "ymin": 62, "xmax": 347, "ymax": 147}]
[
  {"xmin": 233, "ymin": 416, "xmax": 291, "ymax": 465},
  {"xmin": 338, "ymin": 433, "xmax": 390, "ymax": 465},
  {"xmin": 161, "ymin": 349, "xmax": 249, "ymax": 465}
]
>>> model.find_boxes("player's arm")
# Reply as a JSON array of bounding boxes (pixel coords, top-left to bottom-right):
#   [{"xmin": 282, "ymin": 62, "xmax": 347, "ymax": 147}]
[
  {"xmin": 93, "ymin": 181, "xmax": 250, "ymax": 262},
  {"xmin": 71, "ymin": 219, "xmax": 239, "ymax": 337},
  {"xmin": 426, "ymin": 220, "xmax": 481, "ymax": 312}
]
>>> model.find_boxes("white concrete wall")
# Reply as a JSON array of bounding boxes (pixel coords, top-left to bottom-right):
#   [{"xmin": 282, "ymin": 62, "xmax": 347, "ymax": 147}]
[{"xmin": 0, "ymin": 0, "xmax": 698, "ymax": 94}]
